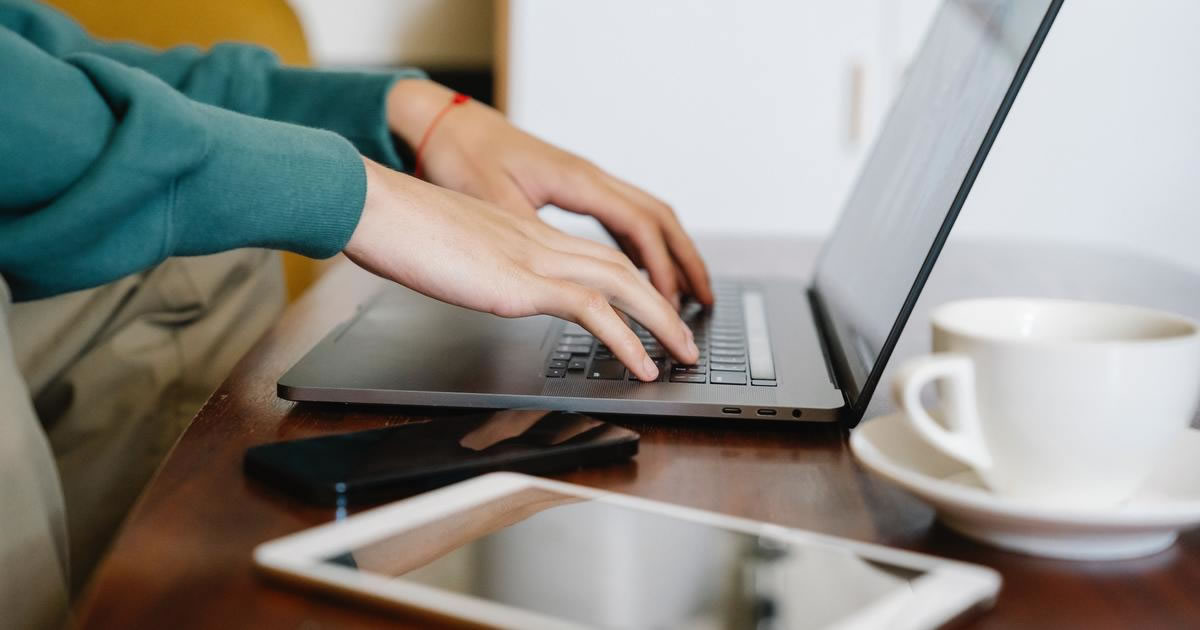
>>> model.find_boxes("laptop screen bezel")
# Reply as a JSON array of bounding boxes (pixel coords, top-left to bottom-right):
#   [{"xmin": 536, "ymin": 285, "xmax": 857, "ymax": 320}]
[{"xmin": 809, "ymin": 0, "xmax": 1065, "ymax": 427}]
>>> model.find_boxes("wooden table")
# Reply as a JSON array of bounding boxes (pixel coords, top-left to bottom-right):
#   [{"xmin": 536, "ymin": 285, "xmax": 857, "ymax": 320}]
[{"xmin": 74, "ymin": 238, "xmax": 1200, "ymax": 629}]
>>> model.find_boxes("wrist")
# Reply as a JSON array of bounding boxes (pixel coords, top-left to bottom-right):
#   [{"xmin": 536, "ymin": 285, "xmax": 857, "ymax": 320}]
[
  {"xmin": 360, "ymin": 155, "xmax": 385, "ymax": 218},
  {"xmin": 350, "ymin": 156, "xmax": 393, "ymax": 254},
  {"xmin": 386, "ymin": 78, "xmax": 457, "ymax": 148}
]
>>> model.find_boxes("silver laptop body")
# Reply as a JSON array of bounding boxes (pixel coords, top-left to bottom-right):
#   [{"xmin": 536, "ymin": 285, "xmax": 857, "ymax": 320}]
[{"xmin": 279, "ymin": 0, "xmax": 1062, "ymax": 426}]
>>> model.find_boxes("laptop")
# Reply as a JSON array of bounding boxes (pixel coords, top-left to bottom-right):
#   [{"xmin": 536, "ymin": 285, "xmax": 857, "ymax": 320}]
[{"xmin": 279, "ymin": 0, "xmax": 1063, "ymax": 427}]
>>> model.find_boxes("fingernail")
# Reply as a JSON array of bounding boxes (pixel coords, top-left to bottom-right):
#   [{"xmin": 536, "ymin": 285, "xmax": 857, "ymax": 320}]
[
  {"xmin": 671, "ymin": 292, "xmax": 682, "ymax": 310},
  {"xmin": 684, "ymin": 326, "xmax": 694, "ymax": 343},
  {"xmin": 642, "ymin": 355, "xmax": 658, "ymax": 380},
  {"xmin": 688, "ymin": 339, "xmax": 700, "ymax": 358}
]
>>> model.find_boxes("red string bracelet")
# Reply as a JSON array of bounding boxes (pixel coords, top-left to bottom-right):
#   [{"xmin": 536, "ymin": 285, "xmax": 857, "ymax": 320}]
[{"xmin": 412, "ymin": 92, "xmax": 469, "ymax": 179}]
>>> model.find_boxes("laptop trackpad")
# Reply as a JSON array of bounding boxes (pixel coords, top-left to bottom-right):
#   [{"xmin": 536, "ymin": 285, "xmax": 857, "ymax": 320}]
[{"xmin": 286, "ymin": 286, "xmax": 554, "ymax": 395}]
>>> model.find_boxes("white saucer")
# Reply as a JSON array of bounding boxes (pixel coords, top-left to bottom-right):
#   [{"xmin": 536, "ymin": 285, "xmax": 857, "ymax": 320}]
[{"xmin": 850, "ymin": 411, "xmax": 1200, "ymax": 560}]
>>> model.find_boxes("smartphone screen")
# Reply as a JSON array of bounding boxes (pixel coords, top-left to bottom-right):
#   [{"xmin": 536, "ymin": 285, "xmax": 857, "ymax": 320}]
[{"xmin": 244, "ymin": 410, "xmax": 638, "ymax": 504}]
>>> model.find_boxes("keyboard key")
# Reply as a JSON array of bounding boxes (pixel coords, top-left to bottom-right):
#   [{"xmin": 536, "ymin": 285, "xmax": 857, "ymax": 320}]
[
  {"xmin": 646, "ymin": 349, "xmax": 666, "ymax": 360},
  {"xmin": 751, "ymin": 379, "xmax": 778, "ymax": 387},
  {"xmin": 545, "ymin": 367, "xmax": 566, "ymax": 378},
  {"xmin": 711, "ymin": 362, "xmax": 747, "ymax": 372},
  {"xmin": 567, "ymin": 358, "xmax": 589, "ymax": 371},
  {"xmin": 548, "ymin": 359, "xmax": 568, "ymax": 369},
  {"xmin": 711, "ymin": 352, "xmax": 746, "ymax": 362},
  {"xmin": 669, "ymin": 373, "xmax": 707, "ymax": 384},
  {"xmin": 671, "ymin": 365, "xmax": 706, "ymax": 374},
  {"xmin": 628, "ymin": 360, "xmax": 666, "ymax": 380},
  {"xmin": 550, "ymin": 351, "xmax": 571, "ymax": 361},
  {"xmin": 681, "ymin": 299, "xmax": 705, "ymax": 313},
  {"xmin": 710, "ymin": 372, "xmax": 747, "ymax": 385},
  {"xmin": 594, "ymin": 351, "xmax": 614, "ymax": 360},
  {"xmin": 557, "ymin": 344, "xmax": 592, "ymax": 355},
  {"xmin": 587, "ymin": 360, "xmax": 626, "ymax": 380},
  {"xmin": 742, "ymin": 291, "xmax": 777, "ymax": 381}
]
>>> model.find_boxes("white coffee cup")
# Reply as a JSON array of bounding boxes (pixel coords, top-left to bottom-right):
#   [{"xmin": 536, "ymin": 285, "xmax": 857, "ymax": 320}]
[{"xmin": 892, "ymin": 297, "xmax": 1200, "ymax": 509}]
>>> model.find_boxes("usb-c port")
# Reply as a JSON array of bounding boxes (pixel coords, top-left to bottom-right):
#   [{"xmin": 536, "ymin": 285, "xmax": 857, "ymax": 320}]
[
  {"xmin": 756, "ymin": 409, "xmax": 777, "ymax": 416},
  {"xmin": 722, "ymin": 407, "xmax": 742, "ymax": 415}
]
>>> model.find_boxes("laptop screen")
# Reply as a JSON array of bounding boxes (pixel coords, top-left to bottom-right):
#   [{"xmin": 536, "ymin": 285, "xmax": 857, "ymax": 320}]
[{"xmin": 810, "ymin": 0, "xmax": 1061, "ymax": 420}]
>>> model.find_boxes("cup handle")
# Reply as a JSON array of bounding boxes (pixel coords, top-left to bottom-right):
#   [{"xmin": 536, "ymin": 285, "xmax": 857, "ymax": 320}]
[{"xmin": 891, "ymin": 354, "xmax": 993, "ymax": 473}]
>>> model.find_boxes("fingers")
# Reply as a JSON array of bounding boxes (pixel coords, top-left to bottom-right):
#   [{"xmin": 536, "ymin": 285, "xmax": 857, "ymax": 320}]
[
  {"xmin": 611, "ymin": 206, "xmax": 683, "ymax": 308},
  {"xmin": 674, "ymin": 265, "xmax": 694, "ymax": 301},
  {"xmin": 532, "ymin": 248, "xmax": 698, "ymax": 365},
  {"xmin": 548, "ymin": 173, "xmax": 682, "ymax": 302},
  {"xmin": 520, "ymin": 222, "xmax": 679, "ymax": 312},
  {"xmin": 605, "ymin": 176, "xmax": 714, "ymax": 305},
  {"xmin": 527, "ymin": 222, "xmax": 644, "ymax": 276},
  {"xmin": 532, "ymin": 279, "xmax": 661, "ymax": 381},
  {"xmin": 547, "ymin": 165, "xmax": 714, "ymax": 306}
]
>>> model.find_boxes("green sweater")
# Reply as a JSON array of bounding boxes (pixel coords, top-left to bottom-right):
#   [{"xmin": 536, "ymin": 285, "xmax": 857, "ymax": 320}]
[{"xmin": 0, "ymin": 0, "xmax": 424, "ymax": 301}]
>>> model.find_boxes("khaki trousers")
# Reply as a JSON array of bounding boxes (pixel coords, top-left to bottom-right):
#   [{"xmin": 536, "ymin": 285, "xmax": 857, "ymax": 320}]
[{"xmin": 0, "ymin": 250, "xmax": 284, "ymax": 629}]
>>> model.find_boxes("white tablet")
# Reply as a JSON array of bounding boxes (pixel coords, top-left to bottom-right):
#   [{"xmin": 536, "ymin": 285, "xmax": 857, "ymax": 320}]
[{"xmin": 254, "ymin": 473, "xmax": 1000, "ymax": 629}]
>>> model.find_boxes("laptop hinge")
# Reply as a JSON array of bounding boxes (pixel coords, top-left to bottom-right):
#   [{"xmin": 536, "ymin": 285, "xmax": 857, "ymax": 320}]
[{"xmin": 805, "ymin": 287, "xmax": 846, "ymax": 403}]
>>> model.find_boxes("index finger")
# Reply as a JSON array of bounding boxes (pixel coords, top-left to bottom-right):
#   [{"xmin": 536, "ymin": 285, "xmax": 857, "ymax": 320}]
[
  {"xmin": 532, "ymin": 250, "xmax": 698, "ymax": 365},
  {"xmin": 532, "ymin": 278, "xmax": 662, "ymax": 381}
]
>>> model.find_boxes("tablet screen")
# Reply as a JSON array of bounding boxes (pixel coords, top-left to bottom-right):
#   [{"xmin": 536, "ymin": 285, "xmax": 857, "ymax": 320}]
[{"xmin": 324, "ymin": 488, "xmax": 927, "ymax": 629}]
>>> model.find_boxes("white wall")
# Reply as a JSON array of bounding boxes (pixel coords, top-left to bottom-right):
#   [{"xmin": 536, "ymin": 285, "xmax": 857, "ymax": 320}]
[
  {"xmin": 507, "ymin": 0, "xmax": 931, "ymax": 238},
  {"xmin": 953, "ymin": 0, "xmax": 1200, "ymax": 271},
  {"xmin": 506, "ymin": 1, "xmax": 1200, "ymax": 271}
]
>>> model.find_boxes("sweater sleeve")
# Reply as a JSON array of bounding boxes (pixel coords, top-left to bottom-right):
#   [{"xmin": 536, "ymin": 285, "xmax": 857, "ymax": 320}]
[
  {"xmin": 0, "ymin": 26, "xmax": 367, "ymax": 301},
  {"xmin": 0, "ymin": 0, "xmax": 424, "ymax": 169}
]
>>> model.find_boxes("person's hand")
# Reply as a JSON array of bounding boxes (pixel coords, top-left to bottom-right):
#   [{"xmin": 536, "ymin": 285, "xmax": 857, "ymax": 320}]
[
  {"xmin": 343, "ymin": 157, "xmax": 700, "ymax": 381},
  {"xmin": 386, "ymin": 79, "xmax": 714, "ymax": 309}
]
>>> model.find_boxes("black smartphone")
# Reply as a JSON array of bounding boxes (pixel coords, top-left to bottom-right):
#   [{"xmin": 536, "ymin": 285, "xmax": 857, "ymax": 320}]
[{"xmin": 243, "ymin": 410, "xmax": 638, "ymax": 505}]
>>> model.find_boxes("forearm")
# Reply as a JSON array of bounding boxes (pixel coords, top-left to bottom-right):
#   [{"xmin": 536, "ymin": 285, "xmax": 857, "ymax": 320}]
[{"xmin": 0, "ymin": 28, "xmax": 365, "ymax": 301}]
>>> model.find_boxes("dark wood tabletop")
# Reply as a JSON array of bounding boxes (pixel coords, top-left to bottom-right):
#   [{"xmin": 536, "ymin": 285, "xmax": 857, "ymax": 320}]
[{"xmin": 73, "ymin": 237, "xmax": 1200, "ymax": 629}]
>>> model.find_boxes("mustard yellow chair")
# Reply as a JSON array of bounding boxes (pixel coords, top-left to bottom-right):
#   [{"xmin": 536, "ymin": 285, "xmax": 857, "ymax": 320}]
[{"xmin": 46, "ymin": 0, "xmax": 329, "ymax": 300}]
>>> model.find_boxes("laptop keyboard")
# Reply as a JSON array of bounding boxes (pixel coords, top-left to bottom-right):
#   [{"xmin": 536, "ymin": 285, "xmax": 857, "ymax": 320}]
[{"xmin": 545, "ymin": 285, "xmax": 777, "ymax": 387}]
